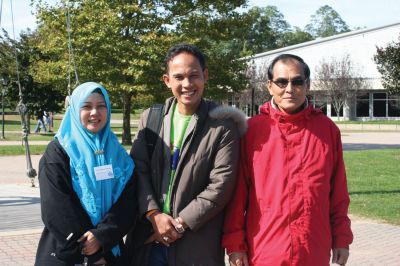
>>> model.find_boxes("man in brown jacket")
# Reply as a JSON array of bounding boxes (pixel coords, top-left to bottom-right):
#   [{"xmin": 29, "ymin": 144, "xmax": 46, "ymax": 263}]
[{"xmin": 126, "ymin": 43, "xmax": 247, "ymax": 265}]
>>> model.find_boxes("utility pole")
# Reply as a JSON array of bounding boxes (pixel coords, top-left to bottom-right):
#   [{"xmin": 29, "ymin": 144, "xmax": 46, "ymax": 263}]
[{"xmin": 1, "ymin": 78, "xmax": 6, "ymax": 139}]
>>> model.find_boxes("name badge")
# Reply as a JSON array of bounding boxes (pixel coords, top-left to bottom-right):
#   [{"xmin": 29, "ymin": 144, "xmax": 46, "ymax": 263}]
[{"xmin": 94, "ymin": 164, "xmax": 114, "ymax": 181}]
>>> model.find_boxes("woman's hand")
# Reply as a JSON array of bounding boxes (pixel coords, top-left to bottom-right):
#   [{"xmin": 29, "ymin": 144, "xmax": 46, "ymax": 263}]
[{"xmin": 78, "ymin": 231, "xmax": 102, "ymax": 255}]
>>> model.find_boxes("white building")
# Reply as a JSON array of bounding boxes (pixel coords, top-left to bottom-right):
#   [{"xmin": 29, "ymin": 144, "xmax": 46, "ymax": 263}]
[{"xmin": 238, "ymin": 22, "xmax": 400, "ymax": 120}]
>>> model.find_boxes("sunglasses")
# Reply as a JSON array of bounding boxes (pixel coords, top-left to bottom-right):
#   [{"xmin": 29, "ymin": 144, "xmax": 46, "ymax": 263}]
[{"xmin": 271, "ymin": 78, "xmax": 308, "ymax": 89}]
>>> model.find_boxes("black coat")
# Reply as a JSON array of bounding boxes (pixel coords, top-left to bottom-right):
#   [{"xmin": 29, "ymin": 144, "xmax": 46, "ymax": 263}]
[{"xmin": 35, "ymin": 140, "xmax": 137, "ymax": 266}]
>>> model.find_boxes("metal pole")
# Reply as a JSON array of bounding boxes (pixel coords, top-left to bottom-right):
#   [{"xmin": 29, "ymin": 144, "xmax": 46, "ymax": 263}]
[
  {"xmin": 17, "ymin": 102, "xmax": 37, "ymax": 187},
  {"xmin": 1, "ymin": 88, "xmax": 4, "ymax": 139},
  {"xmin": 251, "ymin": 85, "xmax": 255, "ymax": 117}
]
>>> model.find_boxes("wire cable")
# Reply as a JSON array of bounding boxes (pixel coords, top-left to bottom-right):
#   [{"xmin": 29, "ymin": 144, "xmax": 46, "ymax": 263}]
[
  {"xmin": 9, "ymin": 0, "xmax": 22, "ymax": 99},
  {"xmin": 65, "ymin": 1, "xmax": 79, "ymax": 96},
  {"xmin": 0, "ymin": 0, "xmax": 3, "ymax": 29}
]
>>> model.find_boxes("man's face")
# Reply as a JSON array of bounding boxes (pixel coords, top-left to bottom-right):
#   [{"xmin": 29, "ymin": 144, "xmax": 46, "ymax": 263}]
[
  {"xmin": 163, "ymin": 52, "xmax": 208, "ymax": 115},
  {"xmin": 267, "ymin": 59, "xmax": 310, "ymax": 114}
]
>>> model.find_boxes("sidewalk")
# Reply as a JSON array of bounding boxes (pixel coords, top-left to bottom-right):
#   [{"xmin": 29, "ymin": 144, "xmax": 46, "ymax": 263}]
[
  {"xmin": 1, "ymin": 215, "xmax": 399, "ymax": 266},
  {"xmin": 1, "ymin": 133, "xmax": 400, "ymax": 265}
]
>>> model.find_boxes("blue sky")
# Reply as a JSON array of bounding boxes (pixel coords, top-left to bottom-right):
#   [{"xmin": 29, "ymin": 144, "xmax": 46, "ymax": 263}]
[
  {"xmin": 1, "ymin": 0, "xmax": 400, "ymax": 37},
  {"xmin": 248, "ymin": 0, "xmax": 400, "ymax": 30}
]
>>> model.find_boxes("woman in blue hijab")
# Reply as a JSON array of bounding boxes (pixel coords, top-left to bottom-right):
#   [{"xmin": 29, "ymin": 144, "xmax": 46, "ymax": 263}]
[{"xmin": 35, "ymin": 82, "xmax": 137, "ymax": 266}]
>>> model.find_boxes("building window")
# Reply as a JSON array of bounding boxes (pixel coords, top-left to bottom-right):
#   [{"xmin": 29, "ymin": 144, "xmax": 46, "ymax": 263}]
[
  {"xmin": 373, "ymin": 92, "xmax": 387, "ymax": 117},
  {"xmin": 356, "ymin": 93, "xmax": 369, "ymax": 117},
  {"xmin": 388, "ymin": 94, "xmax": 400, "ymax": 117}
]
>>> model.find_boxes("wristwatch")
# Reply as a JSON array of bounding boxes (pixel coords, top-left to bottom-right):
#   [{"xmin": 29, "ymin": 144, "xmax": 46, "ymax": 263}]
[{"xmin": 174, "ymin": 218, "xmax": 185, "ymax": 234}]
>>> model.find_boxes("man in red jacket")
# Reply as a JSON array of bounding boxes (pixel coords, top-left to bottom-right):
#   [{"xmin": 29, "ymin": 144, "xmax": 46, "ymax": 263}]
[{"xmin": 223, "ymin": 54, "xmax": 353, "ymax": 266}]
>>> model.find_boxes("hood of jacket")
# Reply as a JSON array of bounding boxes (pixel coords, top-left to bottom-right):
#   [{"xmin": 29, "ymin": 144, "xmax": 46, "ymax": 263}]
[{"xmin": 259, "ymin": 100, "xmax": 322, "ymax": 123}]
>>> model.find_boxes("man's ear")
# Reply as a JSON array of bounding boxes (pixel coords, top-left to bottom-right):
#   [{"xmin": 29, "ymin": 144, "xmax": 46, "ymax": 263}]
[
  {"xmin": 163, "ymin": 74, "xmax": 170, "ymax": 88},
  {"xmin": 305, "ymin": 79, "xmax": 311, "ymax": 94},
  {"xmin": 267, "ymin": 80, "xmax": 273, "ymax": 96},
  {"xmin": 203, "ymin": 68, "xmax": 209, "ymax": 82}
]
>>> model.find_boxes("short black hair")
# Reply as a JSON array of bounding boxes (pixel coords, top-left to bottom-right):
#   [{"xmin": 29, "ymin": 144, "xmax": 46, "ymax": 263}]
[
  {"xmin": 267, "ymin": 54, "xmax": 310, "ymax": 80},
  {"xmin": 164, "ymin": 43, "xmax": 206, "ymax": 73}
]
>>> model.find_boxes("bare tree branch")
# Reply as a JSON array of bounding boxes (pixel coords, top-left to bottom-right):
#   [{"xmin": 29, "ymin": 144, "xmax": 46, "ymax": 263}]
[{"xmin": 314, "ymin": 54, "xmax": 370, "ymax": 120}]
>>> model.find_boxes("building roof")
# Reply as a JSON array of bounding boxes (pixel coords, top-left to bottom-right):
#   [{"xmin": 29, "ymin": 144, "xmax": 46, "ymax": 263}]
[{"xmin": 247, "ymin": 22, "xmax": 400, "ymax": 90}]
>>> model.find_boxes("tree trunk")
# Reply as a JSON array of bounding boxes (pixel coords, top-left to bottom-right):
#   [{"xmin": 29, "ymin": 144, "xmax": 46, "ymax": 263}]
[
  {"xmin": 121, "ymin": 91, "xmax": 133, "ymax": 145},
  {"xmin": 333, "ymin": 102, "xmax": 342, "ymax": 121}
]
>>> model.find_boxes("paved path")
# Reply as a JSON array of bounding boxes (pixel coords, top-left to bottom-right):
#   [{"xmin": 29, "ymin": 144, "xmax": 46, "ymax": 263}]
[
  {"xmin": 0, "ymin": 132, "xmax": 399, "ymax": 265},
  {"xmin": 341, "ymin": 132, "xmax": 400, "ymax": 150}
]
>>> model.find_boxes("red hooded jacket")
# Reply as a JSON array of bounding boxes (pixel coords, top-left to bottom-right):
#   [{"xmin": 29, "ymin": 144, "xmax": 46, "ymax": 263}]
[{"xmin": 222, "ymin": 101, "xmax": 353, "ymax": 266}]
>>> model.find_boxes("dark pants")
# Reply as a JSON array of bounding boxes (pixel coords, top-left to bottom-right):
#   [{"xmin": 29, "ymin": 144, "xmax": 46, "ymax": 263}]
[{"xmin": 148, "ymin": 243, "xmax": 168, "ymax": 266}]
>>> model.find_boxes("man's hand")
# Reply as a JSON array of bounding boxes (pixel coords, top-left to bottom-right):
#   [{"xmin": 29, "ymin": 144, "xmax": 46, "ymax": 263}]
[
  {"xmin": 148, "ymin": 212, "xmax": 182, "ymax": 246},
  {"xmin": 332, "ymin": 248, "xmax": 349, "ymax": 265},
  {"xmin": 229, "ymin": 252, "xmax": 249, "ymax": 266},
  {"xmin": 77, "ymin": 231, "xmax": 101, "ymax": 255}
]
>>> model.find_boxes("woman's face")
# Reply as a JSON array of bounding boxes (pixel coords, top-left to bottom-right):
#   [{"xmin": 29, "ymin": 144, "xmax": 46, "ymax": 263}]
[{"xmin": 80, "ymin": 92, "xmax": 108, "ymax": 133}]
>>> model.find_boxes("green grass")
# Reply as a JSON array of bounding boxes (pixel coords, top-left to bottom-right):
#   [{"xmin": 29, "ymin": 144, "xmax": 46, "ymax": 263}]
[
  {"xmin": 0, "ymin": 145, "xmax": 48, "ymax": 155},
  {"xmin": 1, "ymin": 115, "xmax": 63, "ymax": 131},
  {"xmin": 1, "ymin": 114, "xmax": 139, "ymax": 132},
  {"xmin": 0, "ymin": 145, "xmax": 131, "ymax": 156},
  {"xmin": 110, "ymin": 111, "xmax": 142, "ymax": 120},
  {"xmin": 0, "ymin": 144, "xmax": 131, "ymax": 155},
  {"xmin": 0, "ymin": 131, "xmax": 136, "ymax": 143},
  {"xmin": 344, "ymin": 149, "xmax": 400, "ymax": 225},
  {"xmin": 0, "ymin": 132, "xmax": 56, "ymax": 141}
]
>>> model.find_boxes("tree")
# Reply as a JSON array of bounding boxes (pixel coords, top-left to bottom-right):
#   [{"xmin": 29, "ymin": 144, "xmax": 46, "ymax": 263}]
[
  {"xmin": 224, "ymin": 6, "xmax": 314, "ymax": 57},
  {"xmin": 32, "ymin": 0, "xmax": 247, "ymax": 144},
  {"xmin": 236, "ymin": 6, "xmax": 291, "ymax": 54},
  {"xmin": 173, "ymin": 6, "xmax": 249, "ymax": 100},
  {"xmin": 280, "ymin": 26, "xmax": 313, "ymax": 47},
  {"xmin": 234, "ymin": 61, "xmax": 270, "ymax": 115},
  {"xmin": 305, "ymin": 5, "xmax": 350, "ymax": 38},
  {"xmin": 0, "ymin": 29, "xmax": 64, "ymax": 130},
  {"xmin": 314, "ymin": 54, "xmax": 370, "ymax": 120},
  {"xmin": 374, "ymin": 36, "xmax": 400, "ymax": 94}
]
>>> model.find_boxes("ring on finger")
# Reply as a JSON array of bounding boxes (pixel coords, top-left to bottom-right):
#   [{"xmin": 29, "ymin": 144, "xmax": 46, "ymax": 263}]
[{"xmin": 163, "ymin": 236, "xmax": 169, "ymax": 242}]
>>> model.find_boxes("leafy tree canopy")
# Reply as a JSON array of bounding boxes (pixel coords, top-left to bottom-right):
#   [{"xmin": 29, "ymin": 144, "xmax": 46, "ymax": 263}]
[
  {"xmin": 31, "ymin": 0, "xmax": 247, "ymax": 144},
  {"xmin": 226, "ymin": 6, "xmax": 313, "ymax": 56},
  {"xmin": 0, "ymin": 30, "xmax": 64, "ymax": 118},
  {"xmin": 374, "ymin": 36, "xmax": 400, "ymax": 94},
  {"xmin": 305, "ymin": 5, "xmax": 350, "ymax": 38}
]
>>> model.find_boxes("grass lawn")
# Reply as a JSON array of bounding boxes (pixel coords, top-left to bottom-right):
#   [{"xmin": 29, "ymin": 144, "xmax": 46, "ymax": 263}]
[
  {"xmin": 2, "ymin": 115, "xmax": 63, "ymax": 132},
  {"xmin": 0, "ymin": 131, "xmax": 136, "ymax": 143},
  {"xmin": 0, "ymin": 113, "xmax": 138, "ymax": 140},
  {"xmin": 0, "ymin": 144, "xmax": 131, "ymax": 155},
  {"xmin": 1, "ymin": 113, "xmax": 140, "ymax": 132},
  {"xmin": 0, "ymin": 145, "xmax": 49, "ymax": 155},
  {"xmin": 344, "ymin": 149, "xmax": 400, "ymax": 225},
  {"xmin": 0, "ymin": 132, "xmax": 56, "ymax": 141}
]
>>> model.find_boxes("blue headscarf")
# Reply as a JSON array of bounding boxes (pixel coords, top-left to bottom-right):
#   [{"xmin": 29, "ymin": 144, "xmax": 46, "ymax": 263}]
[{"xmin": 56, "ymin": 82, "xmax": 134, "ymax": 256}]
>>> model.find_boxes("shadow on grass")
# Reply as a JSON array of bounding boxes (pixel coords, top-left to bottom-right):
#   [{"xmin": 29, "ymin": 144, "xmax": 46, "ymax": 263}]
[
  {"xmin": 343, "ymin": 143, "xmax": 400, "ymax": 151},
  {"xmin": 350, "ymin": 190, "xmax": 400, "ymax": 196}
]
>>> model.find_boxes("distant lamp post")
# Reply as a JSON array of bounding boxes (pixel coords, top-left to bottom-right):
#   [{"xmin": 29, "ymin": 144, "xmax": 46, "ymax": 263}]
[{"xmin": 1, "ymin": 78, "xmax": 6, "ymax": 139}]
